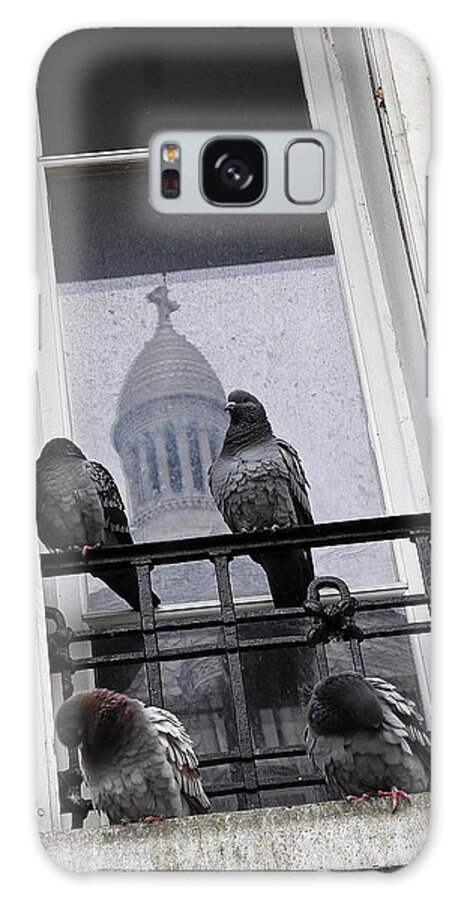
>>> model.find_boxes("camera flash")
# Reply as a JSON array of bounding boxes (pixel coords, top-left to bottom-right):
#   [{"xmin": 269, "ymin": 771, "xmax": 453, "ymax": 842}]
[{"xmin": 162, "ymin": 144, "xmax": 180, "ymax": 163}]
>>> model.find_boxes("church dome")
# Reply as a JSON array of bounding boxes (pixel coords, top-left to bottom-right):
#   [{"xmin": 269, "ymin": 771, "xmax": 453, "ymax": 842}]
[
  {"xmin": 116, "ymin": 321, "xmax": 226, "ymax": 421},
  {"xmin": 111, "ymin": 282, "xmax": 229, "ymax": 545}
]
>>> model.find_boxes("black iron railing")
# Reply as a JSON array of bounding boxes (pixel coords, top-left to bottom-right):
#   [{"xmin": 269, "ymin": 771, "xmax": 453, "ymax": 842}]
[{"xmin": 41, "ymin": 512, "xmax": 431, "ymax": 827}]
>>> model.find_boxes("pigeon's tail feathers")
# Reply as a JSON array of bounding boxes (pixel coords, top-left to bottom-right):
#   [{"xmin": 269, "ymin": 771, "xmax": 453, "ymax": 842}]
[
  {"xmin": 253, "ymin": 546, "xmax": 314, "ymax": 608},
  {"xmin": 92, "ymin": 565, "xmax": 161, "ymax": 610},
  {"xmin": 184, "ymin": 795, "xmax": 211, "ymax": 816}
]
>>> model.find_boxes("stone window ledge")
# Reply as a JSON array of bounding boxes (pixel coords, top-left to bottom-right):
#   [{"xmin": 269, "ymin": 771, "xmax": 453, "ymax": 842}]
[{"xmin": 40, "ymin": 793, "xmax": 431, "ymax": 872}]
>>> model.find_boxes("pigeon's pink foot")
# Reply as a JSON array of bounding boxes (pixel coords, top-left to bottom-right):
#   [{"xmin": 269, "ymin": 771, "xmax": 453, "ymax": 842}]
[
  {"xmin": 141, "ymin": 815, "xmax": 165, "ymax": 825},
  {"xmin": 346, "ymin": 793, "xmax": 371, "ymax": 802},
  {"xmin": 270, "ymin": 523, "xmax": 291, "ymax": 532},
  {"xmin": 81, "ymin": 543, "xmax": 101, "ymax": 557},
  {"xmin": 376, "ymin": 787, "xmax": 411, "ymax": 813}
]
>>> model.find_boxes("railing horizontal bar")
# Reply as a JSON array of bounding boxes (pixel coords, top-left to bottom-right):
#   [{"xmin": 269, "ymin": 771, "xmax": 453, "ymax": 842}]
[
  {"xmin": 71, "ymin": 642, "xmax": 227, "ymax": 669},
  {"xmin": 69, "ymin": 616, "xmax": 226, "ymax": 642},
  {"xmin": 197, "ymin": 745, "xmax": 308, "ymax": 767},
  {"xmin": 66, "ymin": 619, "xmax": 430, "ymax": 670},
  {"xmin": 40, "ymin": 512, "xmax": 431, "ymax": 577},
  {"xmin": 235, "ymin": 592, "xmax": 428, "ymax": 620},
  {"xmin": 361, "ymin": 621, "xmax": 431, "ymax": 639},
  {"xmin": 257, "ymin": 775, "xmax": 324, "ymax": 791},
  {"xmin": 71, "ymin": 626, "xmax": 150, "ymax": 643},
  {"xmin": 72, "ymin": 651, "xmax": 147, "ymax": 668},
  {"xmin": 355, "ymin": 593, "xmax": 428, "ymax": 612},
  {"xmin": 205, "ymin": 774, "xmax": 325, "ymax": 797},
  {"xmin": 239, "ymin": 620, "xmax": 431, "ymax": 649},
  {"xmin": 239, "ymin": 636, "xmax": 308, "ymax": 651}
]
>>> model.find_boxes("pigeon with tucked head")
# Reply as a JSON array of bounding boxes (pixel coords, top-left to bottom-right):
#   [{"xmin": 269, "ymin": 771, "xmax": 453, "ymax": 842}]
[
  {"xmin": 305, "ymin": 672, "xmax": 431, "ymax": 811},
  {"xmin": 55, "ymin": 689, "xmax": 211, "ymax": 823},
  {"xmin": 208, "ymin": 390, "xmax": 314, "ymax": 607},
  {"xmin": 36, "ymin": 438, "xmax": 161, "ymax": 610}
]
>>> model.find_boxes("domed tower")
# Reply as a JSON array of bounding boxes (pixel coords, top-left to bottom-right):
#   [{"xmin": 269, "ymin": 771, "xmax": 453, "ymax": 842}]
[{"xmin": 112, "ymin": 282, "xmax": 228, "ymax": 543}]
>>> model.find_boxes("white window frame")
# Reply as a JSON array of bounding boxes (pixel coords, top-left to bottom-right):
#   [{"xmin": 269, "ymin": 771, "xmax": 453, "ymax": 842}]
[{"xmin": 294, "ymin": 26, "xmax": 430, "ymax": 714}]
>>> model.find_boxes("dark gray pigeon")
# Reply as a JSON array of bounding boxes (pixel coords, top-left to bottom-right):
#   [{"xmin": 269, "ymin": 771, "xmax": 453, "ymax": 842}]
[
  {"xmin": 208, "ymin": 389, "xmax": 314, "ymax": 607},
  {"xmin": 36, "ymin": 438, "xmax": 161, "ymax": 610},
  {"xmin": 305, "ymin": 672, "xmax": 430, "ymax": 810},
  {"xmin": 56, "ymin": 689, "xmax": 211, "ymax": 823}
]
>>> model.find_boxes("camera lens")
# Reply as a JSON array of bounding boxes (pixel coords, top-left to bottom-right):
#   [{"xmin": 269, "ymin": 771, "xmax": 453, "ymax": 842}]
[
  {"xmin": 217, "ymin": 156, "xmax": 251, "ymax": 191},
  {"xmin": 202, "ymin": 139, "xmax": 266, "ymax": 205}
]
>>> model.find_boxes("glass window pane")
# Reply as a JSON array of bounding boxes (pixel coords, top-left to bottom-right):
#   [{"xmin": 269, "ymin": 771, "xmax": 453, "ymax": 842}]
[
  {"xmin": 45, "ymin": 166, "xmax": 333, "ymax": 283},
  {"xmin": 160, "ymin": 656, "xmax": 237, "ymax": 754},
  {"xmin": 241, "ymin": 646, "xmax": 317, "ymax": 752}
]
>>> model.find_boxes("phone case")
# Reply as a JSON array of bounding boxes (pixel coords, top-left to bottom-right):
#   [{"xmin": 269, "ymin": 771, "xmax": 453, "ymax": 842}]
[{"xmin": 36, "ymin": 27, "xmax": 431, "ymax": 872}]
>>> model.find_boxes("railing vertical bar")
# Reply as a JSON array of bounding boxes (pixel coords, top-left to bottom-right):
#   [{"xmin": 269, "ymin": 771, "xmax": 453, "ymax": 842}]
[
  {"xmin": 64, "ymin": 681, "xmax": 85, "ymax": 828},
  {"xmin": 135, "ymin": 564, "xmax": 163, "ymax": 708},
  {"xmin": 212, "ymin": 553, "xmax": 260, "ymax": 811},
  {"xmin": 410, "ymin": 530, "xmax": 431, "ymax": 607},
  {"xmin": 314, "ymin": 644, "xmax": 329, "ymax": 679},
  {"xmin": 349, "ymin": 639, "xmax": 366, "ymax": 675},
  {"xmin": 45, "ymin": 606, "xmax": 89, "ymax": 829}
]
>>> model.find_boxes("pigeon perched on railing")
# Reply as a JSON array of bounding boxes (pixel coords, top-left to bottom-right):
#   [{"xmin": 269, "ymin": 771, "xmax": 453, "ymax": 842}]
[
  {"xmin": 55, "ymin": 688, "xmax": 211, "ymax": 823},
  {"xmin": 36, "ymin": 438, "xmax": 161, "ymax": 609},
  {"xmin": 208, "ymin": 390, "xmax": 314, "ymax": 607},
  {"xmin": 305, "ymin": 672, "xmax": 430, "ymax": 811}
]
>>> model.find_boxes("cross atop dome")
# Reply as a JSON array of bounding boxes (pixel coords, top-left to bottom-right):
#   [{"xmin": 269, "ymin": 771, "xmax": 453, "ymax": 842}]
[{"xmin": 146, "ymin": 277, "xmax": 179, "ymax": 326}]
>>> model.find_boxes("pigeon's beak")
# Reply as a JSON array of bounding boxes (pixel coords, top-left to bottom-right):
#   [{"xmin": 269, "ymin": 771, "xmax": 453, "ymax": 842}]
[{"xmin": 224, "ymin": 401, "xmax": 236, "ymax": 411}]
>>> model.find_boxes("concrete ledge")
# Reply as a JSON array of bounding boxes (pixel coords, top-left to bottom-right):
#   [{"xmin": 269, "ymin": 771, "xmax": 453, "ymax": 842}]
[{"xmin": 40, "ymin": 793, "xmax": 431, "ymax": 872}]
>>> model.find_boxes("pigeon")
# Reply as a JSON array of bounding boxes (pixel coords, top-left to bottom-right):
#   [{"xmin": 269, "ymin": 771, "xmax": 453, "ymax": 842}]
[
  {"xmin": 55, "ymin": 688, "xmax": 211, "ymax": 823},
  {"xmin": 36, "ymin": 438, "xmax": 161, "ymax": 610},
  {"xmin": 305, "ymin": 672, "xmax": 431, "ymax": 810},
  {"xmin": 208, "ymin": 389, "xmax": 314, "ymax": 607}
]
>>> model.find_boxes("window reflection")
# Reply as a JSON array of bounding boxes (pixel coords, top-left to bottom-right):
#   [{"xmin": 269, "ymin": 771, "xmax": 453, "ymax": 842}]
[
  {"xmin": 128, "ymin": 444, "xmax": 144, "ymax": 503},
  {"xmin": 187, "ymin": 424, "xmax": 205, "ymax": 492},
  {"xmin": 144, "ymin": 432, "xmax": 161, "ymax": 494},
  {"xmin": 208, "ymin": 428, "xmax": 221, "ymax": 465},
  {"xmin": 165, "ymin": 423, "xmax": 183, "ymax": 494}
]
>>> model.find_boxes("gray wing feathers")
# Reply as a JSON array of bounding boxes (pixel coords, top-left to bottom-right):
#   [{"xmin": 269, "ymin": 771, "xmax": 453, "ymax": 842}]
[
  {"xmin": 366, "ymin": 677, "xmax": 431, "ymax": 765},
  {"xmin": 147, "ymin": 707, "xmax": 211, "ymax": 813},
  {"xmin": 37, "ymin": 458, "xmax": 105, "ymax": 550},
  {"xmin": 87, "ymin": 461, "xmax": 133, "ymax": 543},
  {"xmin": 277, "ymin": 438, "xmax": 313, "ymax": 524}
]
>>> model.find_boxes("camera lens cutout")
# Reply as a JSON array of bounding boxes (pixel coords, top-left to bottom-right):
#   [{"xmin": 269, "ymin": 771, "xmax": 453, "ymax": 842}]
[{"xmin": 202, "ymin": 138, "xmax": 266, "ymax": 205}]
